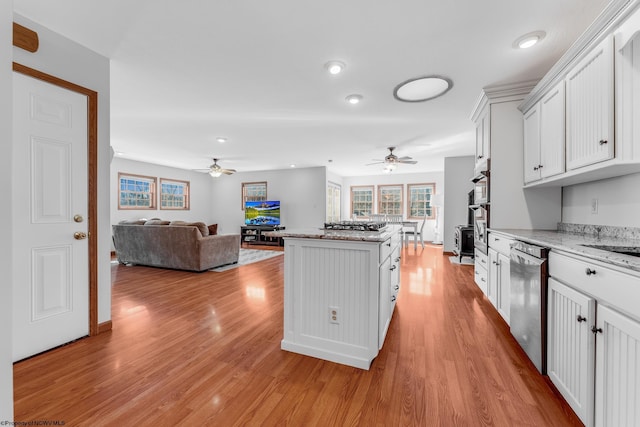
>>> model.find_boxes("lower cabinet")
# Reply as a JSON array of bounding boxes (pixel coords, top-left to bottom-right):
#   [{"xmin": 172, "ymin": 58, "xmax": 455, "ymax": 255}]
[
  {"xmin": 488, "ymin": 232, "xmax": 513, "ymax": 324},
  {"xmin": 547, "ymin": 278, "xmax": 595, "ymax": 426},
  {"xmin": 474, "ymin": 249, "xmax": 488, "ymax": 294},
  {"xmin": 548, "ymin": 251, "xmax": 640, "ymax": 427}
]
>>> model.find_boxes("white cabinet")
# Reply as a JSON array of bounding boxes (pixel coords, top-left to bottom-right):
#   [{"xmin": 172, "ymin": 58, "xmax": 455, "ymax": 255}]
[
  {"xmin": 487, "ymin": 232, "xmax": 513, "ymax": 324},
  {"xmin": 523, "ymin": 104, "xmax": 541, "ymax": 184},
  {"xmin": 474, "ymin": 248, "xmax": 488, "ymax": 295},
  {"xmin": 281, "ymin": 226, "xmax": 403, "ymax": 370},
  {"xmin": 475, "ymin": 105, "xmax": 490, "ymax": 171},
  {"xmin": 565, "ymin": 36, "xmax": 614, "ymax": 171},
  {"xmin": 594, "ymin": 304, "xmax": 640, "ymax": 427},
  {"xmin": 547, "ymin": 278, "xmax": 595, "ymax": 426},
  {"xmin": 548, "ymin": 250, "xmax": 640, "ymax": 426}
]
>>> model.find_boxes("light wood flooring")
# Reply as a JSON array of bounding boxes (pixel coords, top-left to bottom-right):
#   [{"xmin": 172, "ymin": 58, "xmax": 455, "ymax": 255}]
[{"xmin": 13, "ymin": 245, "xmax": 582, "ymax": 426}]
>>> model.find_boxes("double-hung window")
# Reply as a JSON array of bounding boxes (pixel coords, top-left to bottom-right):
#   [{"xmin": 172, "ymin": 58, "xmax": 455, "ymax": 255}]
[
  {"xmin": 160, "ymin": 178, "xmax": 190, "ymax": 210},
  {"xmin": 407, "ymin": 183, "xmax": 435, "ymax": 219},
  {"xmin": 118, "ymin": 173, "xmax": 156, "ymax": 209},
  {"xmin": 350, "ymin": 186, "xmax": 374, "ymax": 218},
  {"xmin": 378, "ymin": 185, "xmax": 403, "ymax": 216}
]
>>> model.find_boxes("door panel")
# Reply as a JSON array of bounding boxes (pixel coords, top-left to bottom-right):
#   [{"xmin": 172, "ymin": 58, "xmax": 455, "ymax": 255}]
[{"xmin": 12, "ymin": 71, "xmax": 89, "ymax": 361}]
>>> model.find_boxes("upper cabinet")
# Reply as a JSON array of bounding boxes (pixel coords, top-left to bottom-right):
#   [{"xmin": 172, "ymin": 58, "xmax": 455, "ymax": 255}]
[
  {"xmin": 565, "ymin": 36, "xmax": 614, "ymax": 170},
  {"xmin": 474, "ymin": 104, "xmax": 490, "ymax": 173},
  {"xmin": 520, "ymin": 0, "xmax": 640, "ymax": 188},
  {"xmin": 524, "ymin": 82, "xmax": 565, "ymax": 184}
]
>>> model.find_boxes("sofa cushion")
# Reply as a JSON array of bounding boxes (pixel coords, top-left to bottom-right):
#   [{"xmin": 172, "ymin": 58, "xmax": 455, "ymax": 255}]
[
  {"xmin": 119, "ymin": 219, "xmax": 147, "ymax": 225},
  {"xmin": 145, "ymin": 219, "xmax": 171, "ymax": 225},
  {"xmin": 208, "ymin": 224, "xmax": 218, "ymax": 235},
  {"xmin": 171, "ymin": 221, "xmax": 209, "ymax": 236}
]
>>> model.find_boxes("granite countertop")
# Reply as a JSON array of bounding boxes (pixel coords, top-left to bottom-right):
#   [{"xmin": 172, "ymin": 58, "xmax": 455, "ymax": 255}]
[
  {"xmin": 264, "ymin": 226, "xmax": 400, "ymax": 243},
  {"xmin": 490, "ymin": 226, "xmax": 640, "ymax": 273}
]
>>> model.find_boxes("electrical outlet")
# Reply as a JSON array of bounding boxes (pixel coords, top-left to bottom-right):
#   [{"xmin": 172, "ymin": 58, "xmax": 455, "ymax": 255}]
[
  {"xmin": 329, "ymin": 306, "xmax": 339, "ymax": 324},
  {"xmin": 591, "ymin": 198, "xmax": 598, "ymax": 215}
]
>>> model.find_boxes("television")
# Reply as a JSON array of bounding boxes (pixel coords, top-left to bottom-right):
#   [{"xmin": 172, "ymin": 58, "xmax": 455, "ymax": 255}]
[{"xmin": 244, "ymin": 200, "xmax": 281, "ymax": 226}]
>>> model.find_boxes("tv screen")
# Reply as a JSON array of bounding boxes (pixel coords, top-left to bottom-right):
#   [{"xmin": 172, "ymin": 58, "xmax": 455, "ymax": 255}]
[{"xmin": 245, "ymin": 200, "xmax": 281, "ymax": 226}]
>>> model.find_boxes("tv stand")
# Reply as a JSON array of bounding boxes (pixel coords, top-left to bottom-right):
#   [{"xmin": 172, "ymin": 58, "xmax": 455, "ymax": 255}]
[{"xmin": 241, "ymin": 225, "xmax": 285, "ymax": 246}]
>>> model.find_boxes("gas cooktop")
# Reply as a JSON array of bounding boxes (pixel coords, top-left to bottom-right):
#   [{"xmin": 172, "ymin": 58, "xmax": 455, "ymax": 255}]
[{"xmin": 323, "ymin": 221, "xmax": 387, "ymax": 231}]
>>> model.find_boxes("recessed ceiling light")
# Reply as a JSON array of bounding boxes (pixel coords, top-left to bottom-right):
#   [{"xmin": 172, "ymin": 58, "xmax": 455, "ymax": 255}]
[
  {"xmin": 324, "ymin": 60, "xmax": 345, "ymax": 75},
  {"xmin": 216, "ymin": 137, "xmax": 227, "ymax": 143},
  {"xmin": 513, "ymin": 31, "xmax": 546, "ymax": 49},
  {"xmin": 290, "ymin": 164, "xmax": 296, "ymax": 168},
  {"xmin": 345, "ymin": 94, "xmax": 363, "ymax": 105},
  {"xmin": 393, "ymin": 76, "xmax": 452, "ymax": 102}
]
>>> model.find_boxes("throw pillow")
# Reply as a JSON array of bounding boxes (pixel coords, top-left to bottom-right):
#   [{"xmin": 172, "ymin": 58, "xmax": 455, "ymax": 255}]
[
  {"xmin": 187, "ymin": 221, "xmax": 209, "ymax": 236},
  {"xmin": 208, "ymin": 224, "xmax": 218, "ymax": 235},
  {"xmin": 119, "ymin": 219, "xmax": 146, "ymax": 225}
]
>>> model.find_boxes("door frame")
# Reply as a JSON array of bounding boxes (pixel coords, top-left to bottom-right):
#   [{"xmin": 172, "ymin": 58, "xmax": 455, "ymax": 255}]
[{"xmin": 13, "ymin": 62, "xmax": 99, "ymax": 336}]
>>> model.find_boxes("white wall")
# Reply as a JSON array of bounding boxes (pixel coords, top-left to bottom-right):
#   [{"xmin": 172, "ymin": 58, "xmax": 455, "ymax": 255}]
[
  {"xmin": 443, "ymin": 156, "xmax": 474, "ymax": 253},
  {"xmin": 341, "ymin": 171, "xmax": 445, "ymax": 243},
  {"xmin": 13, "ymin": 14, "xmax": 112, "ymax": 325},
  {"xmin": 1, "ymin": 2, "xmax": 13, "ymax": 419},
  {"xmin": 562, "ymin": 173, "xmax": 640, "ymax": 226},
  {"xmin": 211, "ymin": 167, "xmax": 327, "ymax": 234},
  {"xmin": 111, "ymin": 157, "xmax": 215, "ymax": 226}
]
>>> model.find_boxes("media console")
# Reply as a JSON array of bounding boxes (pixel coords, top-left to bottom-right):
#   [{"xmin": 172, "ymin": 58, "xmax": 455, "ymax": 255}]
[{"xmin": 240, "ymin": 225, "xmax": 285, "ymax": 246}]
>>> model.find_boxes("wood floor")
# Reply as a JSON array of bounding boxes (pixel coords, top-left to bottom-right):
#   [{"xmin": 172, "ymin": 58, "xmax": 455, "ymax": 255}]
[{"xmin": 14, "ymin": 245, "xmax": 582, "ymax": 426}]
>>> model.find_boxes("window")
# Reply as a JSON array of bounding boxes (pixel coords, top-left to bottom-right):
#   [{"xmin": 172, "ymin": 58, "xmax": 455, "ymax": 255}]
[
  {"xmin": 118, "ymin": 173, "xmax": 156, "ymax": 209},
  {"xmin": 242, "ymin": 181, "xmax": 267, "ymax": 209},
  {"xmin": 407, "ymin": 183, "xmax": 436, "ymax": 219},
  {"xmin": 160, "ymin": 178, "xmax": 190, "ymax": 210},
  {"xmin": 350, "ymin": 186, "xmax": 374, "ymax": 218},
  {"xmin": 378, "ymin": 185, "xmax": 403, "ymax": 216},
  {"xmin": 326, "ymin": 182, "xmax": 341, "ymax": 222}
]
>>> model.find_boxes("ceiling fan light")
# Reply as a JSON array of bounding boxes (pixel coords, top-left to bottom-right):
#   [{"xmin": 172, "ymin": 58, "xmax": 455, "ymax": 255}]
[{"xmin": 209, "ymin": 170, "xmax": 222, "ymax": 178}]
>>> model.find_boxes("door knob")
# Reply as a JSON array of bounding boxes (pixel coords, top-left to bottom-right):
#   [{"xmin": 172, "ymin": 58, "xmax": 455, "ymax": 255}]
[
  {"xmin": 73, "ymin": 214, "xmax": 84, "ymax": 223},
  {"xmin": 74, "ymin": 232, "xmax": 87, "ymax": 240}
]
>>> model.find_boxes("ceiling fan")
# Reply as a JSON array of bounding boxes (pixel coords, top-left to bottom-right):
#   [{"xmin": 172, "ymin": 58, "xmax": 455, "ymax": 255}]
[
  {"xmin": 367, "ymin": 147, "xmax": 418, "ymax": 169},
  {"xmin": 196, "ymin": 158, "xmax": 236, "ymax": 177}
]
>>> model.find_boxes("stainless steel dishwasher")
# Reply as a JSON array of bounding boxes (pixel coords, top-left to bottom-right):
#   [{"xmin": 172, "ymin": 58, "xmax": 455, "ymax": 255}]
[{"xmin": 510, "ymin": 241, "xmax": 549, "ymax": 374}]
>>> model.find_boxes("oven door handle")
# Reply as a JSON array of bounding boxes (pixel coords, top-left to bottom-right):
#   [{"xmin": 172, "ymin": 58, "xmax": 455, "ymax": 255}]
[{"xmin": 510, "ymin": 249, "xmax": 546, "ymax": 266}]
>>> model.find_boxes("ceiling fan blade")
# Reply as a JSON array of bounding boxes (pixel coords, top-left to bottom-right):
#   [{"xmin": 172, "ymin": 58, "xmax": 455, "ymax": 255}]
[
  {"xmin": 366, "ymin": 161, "xmax": 385, "ymax": 166},
  {"xmin": 221, "ymin": 169, "xmax": 236, "ymax": 175},
  {"xmin": 397, "ymin": 156, "xmax": 413, "ymax": 161},
  {"xmin": 193, "ymin": 168, "xmax": 211, "ymax": 172},
  {"xmin": 398, "ymin": 160, "xmax": 418, "ymax": 164}
]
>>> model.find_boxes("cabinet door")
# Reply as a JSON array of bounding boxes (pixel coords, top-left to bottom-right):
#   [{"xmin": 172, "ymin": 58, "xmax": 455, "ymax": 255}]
[
  {"xmin": 566, "ymin": 36, "xmax": 614, "ymax": 170},
  {"xmin": 496, "ymin": 253, "xmax": 511, "ymax": 324},
  {"xmin": 547, "ymin": 278, "xmax": 595, "ymax": 426},
  {"xmin": 390, "ymin": 245, "xmax": 401, "ymax": 296},
  {"xmin": 475, "ymin": 107, "xmax": 490, "ymax": 167},
  {"xmin": 488, "ymin": 248, "xmax": 499, "ymax": 307},
  {"xmin": 540, "ymin": 81, "xmax": 565, "ymax": 179},
  {"xmin": 595, "ymin": 305, "xmax": 640, "ymax": 427},
  {"xmin": 378, "ymin": 256, "xmax": 392, "ymax": 349},
  {"xmin": 523, "ymin": 104, "xmax": 541, "ymax": 183}
]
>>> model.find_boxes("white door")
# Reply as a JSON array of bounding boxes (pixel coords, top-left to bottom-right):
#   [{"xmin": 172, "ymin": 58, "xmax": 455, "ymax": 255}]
[{"xmin": 12, "ymin": 71, "xmax": 89, "ymax": 361}]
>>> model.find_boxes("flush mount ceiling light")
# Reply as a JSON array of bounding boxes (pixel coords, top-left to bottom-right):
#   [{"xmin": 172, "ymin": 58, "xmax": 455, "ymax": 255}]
[
  {"xmin": 513, "ymin": 31, "xmax": 546, "ymax": 49},
  {"xmin": 393, "ymin": 76, "xmax": 453, "ymax": 102},
  {"xmin": 216, "ymin": 137, "xmax": 227, "ymax": 143},
  {"xmin": 345, "ymin": 94, "xmax": 363, "ymax": 105},
  {"xmin": 325, "ymin": 60, "xmax": 346, "ymax": 75}
]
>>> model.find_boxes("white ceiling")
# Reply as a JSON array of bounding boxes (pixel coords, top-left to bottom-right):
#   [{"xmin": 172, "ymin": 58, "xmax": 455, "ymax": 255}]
[{"xmin": 14, "ymin": 0, "xmax": 610, "ymax": 176}]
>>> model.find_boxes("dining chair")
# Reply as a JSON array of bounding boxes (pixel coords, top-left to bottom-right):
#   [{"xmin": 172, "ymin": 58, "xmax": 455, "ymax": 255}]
[
  {"xmin": 404, "ymin": 213, "xmax": 427, "ymax": 248},
  {"xmin": 371, "ymin": 214, "xmax": 386, "ymax": 222},
  {"xmin": 386, "ymin": 214, "xmax": 403, "ymax": 224}
]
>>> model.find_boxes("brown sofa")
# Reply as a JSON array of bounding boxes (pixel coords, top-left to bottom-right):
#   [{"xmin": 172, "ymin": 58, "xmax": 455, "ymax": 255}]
[{"xmin": 112, "ymin": 222, "xmax": 240, "ymax": 272}]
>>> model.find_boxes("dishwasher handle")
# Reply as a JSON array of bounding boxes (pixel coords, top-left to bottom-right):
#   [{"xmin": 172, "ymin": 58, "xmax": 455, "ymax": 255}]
[{"xmin": 510, "ymin": 248, "xmax": 547, "ymax": 266}]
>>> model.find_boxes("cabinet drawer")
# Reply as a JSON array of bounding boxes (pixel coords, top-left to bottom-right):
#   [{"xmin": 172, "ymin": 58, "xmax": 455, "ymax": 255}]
[
  {"xmin": 474, "ymin": 263, "xmax": 488, "ymax": 293},
  {"xmin": 380, "ymin": 238, "xmax": 392, "ymax": 263},
  {"xmin": 549, "ymin": 251, "xmax": 640, "ymax": 321},
  {"xmin": 475, "ymin": 249, "xmax": 488, "ymax": 269},
  {"xmin": 488, "ymin": 233, "xmax": 514, "ymax": 256}
]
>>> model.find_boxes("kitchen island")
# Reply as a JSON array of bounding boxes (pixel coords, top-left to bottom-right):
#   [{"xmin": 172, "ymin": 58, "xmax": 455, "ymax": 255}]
[{"xmin": 265, "ymin": 225, "xmax": 403, "ymax": 369}]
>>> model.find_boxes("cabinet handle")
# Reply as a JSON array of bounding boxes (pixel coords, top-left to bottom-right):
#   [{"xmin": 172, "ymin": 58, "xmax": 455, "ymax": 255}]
[
  {"xmin": 395, "ymin": 257, "xmax": 401, "ymax": 262},
  {"xmin": 591, "ymin": 326, "xmax": 603, "ymax": 334},
  {"xmin": 481, "ymin": 277, "xmax": 486, "ymax": 282},
  {"xmin": 585, "ymin": 268, "xmax": 597, "ymax": 276},
  {"xmin": 390, "ymin": 265, "xmax": 397, "ymax": 271},
  {"xmin": 391, "ymin": 295, "xmax": 396, "ymax": 302},
  {"xmin": 599, "ymin": 139, "xmax": 608, "ymax": 145},
  {"xmin": 577, "ymin": 315, "xmax": 587, "ymax": 323},
  {"xmin": 478, "ymin": 155, "xmax": 484, "ymax": 159},
  {"xmin": 533, "ymin": 166, "xmax": 539, "ymax": 171},
  {"xmin": 494, "ymin": 238, "xmax": 500, "ymax": 241},
  {"xmin": 538, "ymin": 164, "xmax": 544, "ymax": 169},
  {"xmin": 394, "ymin": 285, "xmax": 399, "ymax": 290},
  {"xmin": 386, "ymin": 243, "xmax": 392, "ymax": 247}
]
